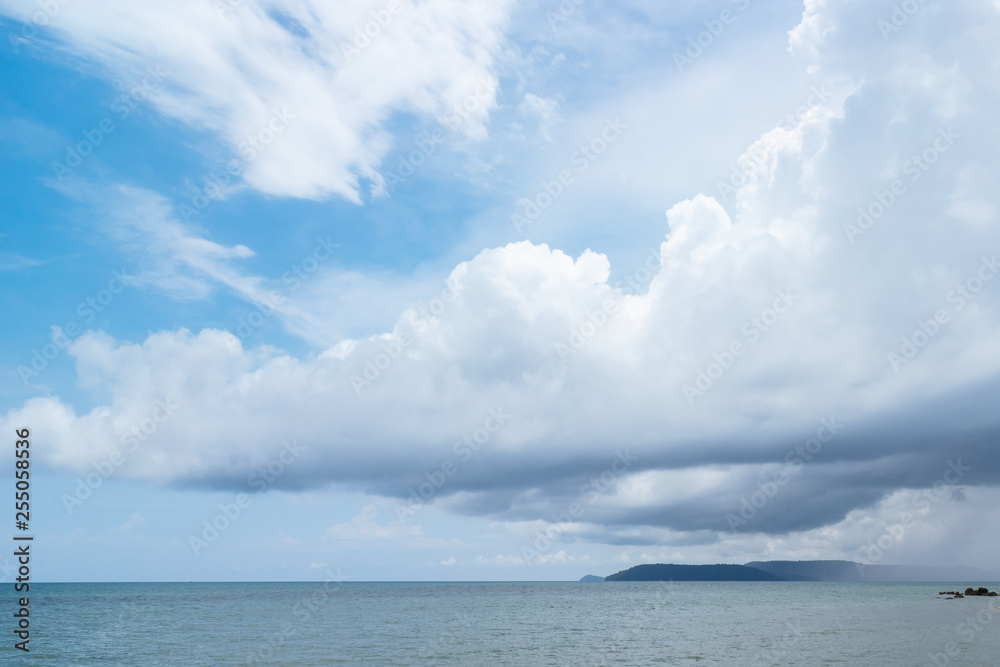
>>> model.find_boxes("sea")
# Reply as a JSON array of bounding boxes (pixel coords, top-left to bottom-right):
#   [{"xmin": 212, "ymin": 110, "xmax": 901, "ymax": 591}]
[{"xmin": 5, "ymin": 581, "xmax": 999, "ymax": 665}]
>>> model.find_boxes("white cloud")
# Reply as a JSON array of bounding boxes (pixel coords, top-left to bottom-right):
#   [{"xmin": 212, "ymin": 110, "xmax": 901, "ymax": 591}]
[
  {"xmin": 0, "ymin": 0, "xmax": 514, "ymax": 201},
  {"xmin": 474, "ymin": 553, "xmax": 525, "ymax": 566},
  {"xmin": 471, "ymin": 550, "xmax": 585, "ymax": 566},
  {"xmin": 518, "ymin": 93, "xmax": 561, "ymax": 142},
  {"xmin": 0, "ymin": 253, "xmax": 42, "ymax": 271},
  {"xmin": 92, "ymin": 184, "xmax": 276, "ymax": 304},
  {"xmin": 278, "ymin": 530, "xmax": 303, "ymax": 545},
  {"xmin": 117, "ymin": 513, "xmax": 146, "ymax": 532},
  {"xmin": 60, "ymin": 181, "xmax": 401, "ymax": 345},
  {"xmin": 326, "ymin": 505, "xmax": 421, "ymax": 541}
]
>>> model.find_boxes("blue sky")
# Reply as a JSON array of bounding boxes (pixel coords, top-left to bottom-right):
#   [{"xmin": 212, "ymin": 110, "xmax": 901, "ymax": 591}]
[{"xmin": 2, "ymin": 0, "xmax": 1000, "ymax": 582}]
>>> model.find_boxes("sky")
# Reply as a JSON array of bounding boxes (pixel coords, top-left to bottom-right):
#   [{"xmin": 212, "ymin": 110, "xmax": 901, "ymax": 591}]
[{"xmin": 1, "ymin": 0, "xmax": 999, "ymax": 582}]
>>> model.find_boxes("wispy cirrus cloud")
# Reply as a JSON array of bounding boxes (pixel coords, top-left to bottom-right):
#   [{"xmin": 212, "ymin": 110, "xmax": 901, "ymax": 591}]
[{"xmin": 0, "ymin": 0, "xmax": 514, "ymax": 202}]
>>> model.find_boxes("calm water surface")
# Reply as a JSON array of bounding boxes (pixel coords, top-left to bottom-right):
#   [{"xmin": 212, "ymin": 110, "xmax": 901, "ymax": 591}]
[{"xmin": 5, "ymin": 581, "xmax": 999, "ymax": 665}]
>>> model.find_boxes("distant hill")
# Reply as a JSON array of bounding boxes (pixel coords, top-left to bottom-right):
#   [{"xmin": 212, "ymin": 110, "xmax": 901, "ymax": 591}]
[
  {"xmin": 605, "ymin": 563, "xmax": 784, "ymax": 582},
  {"xmin": 743, "ymin": 560, "xmax": 856, "ymax": 581},
  {"xmin": 597, "ymin": 561, "xmax": 998, "ymax": 583},
  {"xmin": 579, "ymin": 575, "xmax": 604, "ymax": 582},
  {"xmin": 745, "ymin": 560, "xmax": 999, "ymax": 582}
]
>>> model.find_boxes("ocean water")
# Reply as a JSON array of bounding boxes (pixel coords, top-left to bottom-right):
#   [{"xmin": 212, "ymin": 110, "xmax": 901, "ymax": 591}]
[{"xmin": 5, "ymin": 581, "xmax": 1000, "ymax": 665}]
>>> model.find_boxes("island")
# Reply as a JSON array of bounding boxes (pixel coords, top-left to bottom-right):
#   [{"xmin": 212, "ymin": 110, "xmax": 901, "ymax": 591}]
[
  {"xmin": 590, "ymin": 560, "xmax": 999, "ymax": 582},
  {"xmin": 605, "ymin": 563, "xmax": 785, "ymax": 582}
]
